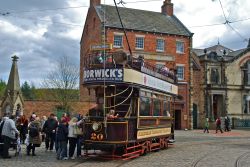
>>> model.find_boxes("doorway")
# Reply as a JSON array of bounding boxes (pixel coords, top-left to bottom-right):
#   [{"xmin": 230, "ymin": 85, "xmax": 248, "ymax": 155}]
[
  {"xmin": 174, "ymin": 110, "xmax": 181, "ymax": 130},
  {"xmin": 212, "ymin": 94, "xmax": 224, "ymax": 120},
  {"xmin": 193, "ymin": 103, "xmax": 198, "ymax": 129}
]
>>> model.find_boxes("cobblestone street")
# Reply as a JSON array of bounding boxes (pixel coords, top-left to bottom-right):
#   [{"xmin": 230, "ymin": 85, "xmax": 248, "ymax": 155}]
[{"xmin": 1, "ymin": 130, "xmax": 250, "ymax": 167}]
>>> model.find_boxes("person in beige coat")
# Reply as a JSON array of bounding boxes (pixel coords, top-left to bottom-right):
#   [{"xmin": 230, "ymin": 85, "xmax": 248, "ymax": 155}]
[{"xmin": 27, "ymin": 117, "xmax": 42, "ymax": 156}]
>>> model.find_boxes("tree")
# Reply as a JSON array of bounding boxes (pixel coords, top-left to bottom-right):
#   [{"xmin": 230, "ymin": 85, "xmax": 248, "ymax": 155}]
[
  {"xmin": 21, "ymin": 81, "xmax": 36, "ymax": 100},
  {"xmin": 42, "ymin": 56, "xmax": 79, "ymax": 111},
  {"xmin": 0, "ymin": 79, "xmax": 7, "ymax": 99}
]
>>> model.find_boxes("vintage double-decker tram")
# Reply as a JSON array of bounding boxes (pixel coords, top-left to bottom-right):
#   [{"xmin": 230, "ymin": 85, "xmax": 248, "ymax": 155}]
[{"xmin": 82, "ymin": 49, "xmax": 178, "ymax": 159}]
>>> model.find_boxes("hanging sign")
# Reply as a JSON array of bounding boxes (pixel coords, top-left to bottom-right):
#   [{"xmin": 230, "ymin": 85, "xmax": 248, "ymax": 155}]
[{"xmin": 83, "ymin": 68, "xmax": 123, "ymax": 83}]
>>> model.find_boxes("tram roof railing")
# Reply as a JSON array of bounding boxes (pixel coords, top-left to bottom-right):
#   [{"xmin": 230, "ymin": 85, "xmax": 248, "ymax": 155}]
[{"xmin": 84, "ymin": 52, "xmax": 177, "ymax": 84}]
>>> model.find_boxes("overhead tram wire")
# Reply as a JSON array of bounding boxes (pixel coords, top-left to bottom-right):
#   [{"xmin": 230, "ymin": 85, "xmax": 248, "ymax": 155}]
[
  {"xmin": 216, "ymin": 0, "xmax": 248, "ymax": 42},
  {"xmin": 188, "ymin": 17, "xmax": 250, "ymax": 28},
  {"xmin": 226, "ymin": 24, "xmax": 248, "ymax": 42},
  {"xmin": 196, "ymin": 39, "xmax": 248, "ymax": 49},
  {"xmin": 188, "ymin": 22, "xmax": 224, "ymax": 28},
  {"xmin": 218, "ymin": 0, "xmax": 227, "ymax": 21}
]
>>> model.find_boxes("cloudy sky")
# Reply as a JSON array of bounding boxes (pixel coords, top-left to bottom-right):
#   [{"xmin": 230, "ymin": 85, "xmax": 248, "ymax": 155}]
[{"xmin": 0, "ymin": 0, "xmax": 249, "ymax": 87}]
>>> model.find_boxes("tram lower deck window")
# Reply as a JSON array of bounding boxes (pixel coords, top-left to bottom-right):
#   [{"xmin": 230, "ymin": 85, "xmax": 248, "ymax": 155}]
[
  {"xmin": 140, "ymin": 97, "xmax": 150, "ymax": 116},
  {"xmin": 153, "ymin": 99, "xmax": 161, "ymax": 116},
  {"xmin": 163, "ymin": 101, "xmax": 170, "ymax": 116}
]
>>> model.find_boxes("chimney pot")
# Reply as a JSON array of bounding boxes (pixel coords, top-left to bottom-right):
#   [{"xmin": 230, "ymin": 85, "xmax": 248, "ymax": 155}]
[
  {"xmin": 161, "ymin": 0, "xmax": 174, "ymax": 16},
  {"xmin": 90, "ymin": 0, "xmax": 101, "ymax": 7}
]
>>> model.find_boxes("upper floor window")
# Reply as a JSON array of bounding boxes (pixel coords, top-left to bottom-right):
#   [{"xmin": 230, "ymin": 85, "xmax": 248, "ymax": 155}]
[
  {"xmin": 176, "ymin": 41, "xmax": 184, "ymax": 53},
  {"xmin": 176, "ymin": 65, "xmax": 184, "ymax": 81},
  {"xmin": 243, "ymin": 60, "xmax": 250, "ymax": 85},
  {"xmin": 156, "ymin": 39, "xmax": 165, "ymax": 52},
  {"xmin": 210, "ymin": 68, "xmax": 220, "ymax": 84},
  {"xmin": 136, "ymin": 36, "xmax": 144, "ymax": 49},
  {"xmin": 114, "ymin": 35, "xmax": 123, "ymax": 48}
]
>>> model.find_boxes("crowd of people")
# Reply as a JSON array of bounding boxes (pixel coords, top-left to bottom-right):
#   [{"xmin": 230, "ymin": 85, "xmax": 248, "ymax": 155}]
[{"xmin": 0, "ymin": 112, "xmax": 86, "ymax": 160}]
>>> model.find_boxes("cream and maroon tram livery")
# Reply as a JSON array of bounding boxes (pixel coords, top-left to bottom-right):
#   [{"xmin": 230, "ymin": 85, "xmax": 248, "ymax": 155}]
[{"xmin": 82, "ymin": 51, "xmax": 178, "ymax": 159}]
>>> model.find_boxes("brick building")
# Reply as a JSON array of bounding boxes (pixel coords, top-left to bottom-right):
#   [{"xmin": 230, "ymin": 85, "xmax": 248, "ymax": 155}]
[
  {"xmin": 192, "ymin": 40, "xmax": 250, "ymax": 128},
  {"xmin": 80, "ymin": 0, "xmax": 193, "ymax": 129}
]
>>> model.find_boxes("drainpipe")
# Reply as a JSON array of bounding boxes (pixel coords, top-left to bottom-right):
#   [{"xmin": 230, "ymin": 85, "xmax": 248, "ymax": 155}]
[
  {"xmin": 189, "ymin": 36, "xmax": 194, "ymax": 130},
  {"xmin": 204, "ymin": 49, "xmax": 209, "ymax": 120}
]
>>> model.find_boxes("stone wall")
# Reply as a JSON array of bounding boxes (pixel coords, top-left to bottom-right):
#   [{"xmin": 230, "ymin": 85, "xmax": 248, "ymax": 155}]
[{"xmin": 1, "ymin": 100, "xmax": 95, "ymax": 118}]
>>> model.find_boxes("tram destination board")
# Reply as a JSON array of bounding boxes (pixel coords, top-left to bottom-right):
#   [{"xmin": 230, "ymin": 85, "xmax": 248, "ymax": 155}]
[{"xmin": 83, "ymin": 68, "xmax": 124, "ymax": 83}]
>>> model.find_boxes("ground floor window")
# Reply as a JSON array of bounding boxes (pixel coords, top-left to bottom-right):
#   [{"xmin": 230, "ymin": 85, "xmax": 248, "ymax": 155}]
[{"xmin": 243, "ymin": 95, "xmax": 250, "ymax": 114}]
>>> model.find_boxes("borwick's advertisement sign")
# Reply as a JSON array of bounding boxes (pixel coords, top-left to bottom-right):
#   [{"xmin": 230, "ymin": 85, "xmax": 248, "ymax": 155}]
[{"xmin": 83, "ymin": 68, "xmax": 123, "ymax": 83}]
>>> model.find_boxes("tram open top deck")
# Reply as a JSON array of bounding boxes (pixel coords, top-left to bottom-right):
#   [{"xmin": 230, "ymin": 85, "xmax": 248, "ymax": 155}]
[{"xmin": 83, "ymin": 51, "xmax": 178, "ymax": 96}]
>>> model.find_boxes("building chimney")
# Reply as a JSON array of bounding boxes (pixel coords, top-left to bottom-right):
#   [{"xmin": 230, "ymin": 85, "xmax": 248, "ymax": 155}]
[
  {"xmin": 90, "ymin": 0, "xmax": 101, "ymax": 7},
  {"xmin": 247, "ymin": 38, "xmax": 250, "ymax": 48},
  {"xmin": 161, "ymin": 0, "xmax": 173, "ymax": 16}
]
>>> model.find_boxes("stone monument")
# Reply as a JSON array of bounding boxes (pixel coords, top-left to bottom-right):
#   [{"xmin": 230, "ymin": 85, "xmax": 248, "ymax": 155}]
[{"xmin": 1, "ymin": 55, "xmax": 24, "ymax": 117}]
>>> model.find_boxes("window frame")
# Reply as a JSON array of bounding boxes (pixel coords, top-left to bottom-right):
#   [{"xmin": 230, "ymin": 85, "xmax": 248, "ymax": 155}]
[
  {"xmin": 176, "ymin": 41, "xmax": 184, "ymax": 54},
  {"xmin": 176, "ymin": 65, "xmax": 184, "ymax": 81},
  {"xmin": 156, "ymin": 38, "xmax": 165, "ymax": 52},
  {"xmin": 210, "ymin": 68, "xmax": 220, "ymax": 84},
  {"xmin": 113, "ymin": 35, "xmax": 123, "ymax": 48},
  {"xmin": 135, "ymin": 36, "xmax": 144, "ymax": 50}
]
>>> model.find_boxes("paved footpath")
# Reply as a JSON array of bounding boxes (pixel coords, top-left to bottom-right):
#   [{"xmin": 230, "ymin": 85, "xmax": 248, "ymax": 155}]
[{"xmin": 1, "ymin": 129, "xmax": 250, "ymax": 167}]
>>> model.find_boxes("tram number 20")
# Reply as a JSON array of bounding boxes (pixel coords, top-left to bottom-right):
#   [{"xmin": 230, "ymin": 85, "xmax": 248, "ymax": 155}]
[{"xmin": 91, "ymin": 133, "xmax": 104, "ymax": 141}]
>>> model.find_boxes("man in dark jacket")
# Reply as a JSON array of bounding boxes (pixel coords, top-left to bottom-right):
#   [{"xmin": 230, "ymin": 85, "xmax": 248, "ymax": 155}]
[
  {"xmin": 56, "ymin": 118, "xmax": 68, "ymax": 160},
  {"xmin": 43, "ymin": 113, "xmax": 58, "ymax": 151}
]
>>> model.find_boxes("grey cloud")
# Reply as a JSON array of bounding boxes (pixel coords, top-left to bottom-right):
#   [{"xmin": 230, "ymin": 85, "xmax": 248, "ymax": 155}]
[{"xmin": 0, "ymin": 0, "xmax": 84, "ymax": 86}]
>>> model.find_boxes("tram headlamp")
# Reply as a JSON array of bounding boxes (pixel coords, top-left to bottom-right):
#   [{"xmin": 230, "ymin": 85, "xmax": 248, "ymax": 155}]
[{"xmin": 92, "ymin": 122, "xmax": 101, "ymax": 132}]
